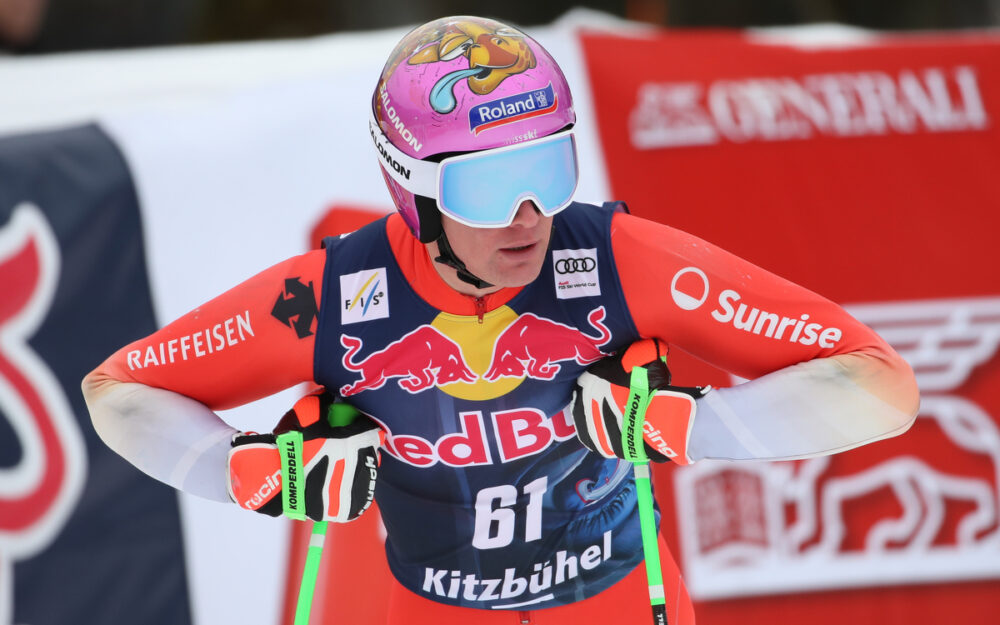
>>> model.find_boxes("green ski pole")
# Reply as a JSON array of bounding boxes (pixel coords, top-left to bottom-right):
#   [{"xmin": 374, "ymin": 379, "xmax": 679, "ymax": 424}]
[
  {"xmin": 291, "ymin": 400, "xmax": 361, "ymax": 625},
  {"xmin": 622, "ymin": 364, "xmax": 669, "ymax": 625}
]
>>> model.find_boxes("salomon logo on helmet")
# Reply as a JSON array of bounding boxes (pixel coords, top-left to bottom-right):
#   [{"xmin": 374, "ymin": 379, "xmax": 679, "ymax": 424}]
[{"xmin": 371, "ymin": 126, "xmax": 411, "ymax": 180}]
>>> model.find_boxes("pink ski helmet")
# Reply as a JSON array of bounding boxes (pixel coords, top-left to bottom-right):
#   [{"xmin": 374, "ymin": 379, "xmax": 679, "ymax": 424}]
[{"xmin": 371, "ymin": 16, "xmax": 578, "ymax": 243}]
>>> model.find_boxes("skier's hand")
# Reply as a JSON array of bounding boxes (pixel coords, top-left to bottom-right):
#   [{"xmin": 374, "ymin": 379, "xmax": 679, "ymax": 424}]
[
  {"xmin": 227, "ymin": 390, "xmax": 384, "ymax": 522},
  {"xmin": 571, "ymin": 339, "xmax": 709, "ymax": 465}
]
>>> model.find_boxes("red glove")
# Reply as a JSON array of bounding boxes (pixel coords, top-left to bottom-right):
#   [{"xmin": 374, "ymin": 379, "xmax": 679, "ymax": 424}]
[
  {"xmin": 572, "ymin": 338, "xmax": 709, "ymax": 465},
  {"xmin": 227, "ymin": 391, "xmax": 384, "ymax": 522}
]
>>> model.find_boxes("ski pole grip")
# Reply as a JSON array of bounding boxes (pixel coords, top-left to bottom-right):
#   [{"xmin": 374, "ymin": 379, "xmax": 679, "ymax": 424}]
[{"xmin": 327, "ymin": 400, "xmax": 361, "ymax": 427}]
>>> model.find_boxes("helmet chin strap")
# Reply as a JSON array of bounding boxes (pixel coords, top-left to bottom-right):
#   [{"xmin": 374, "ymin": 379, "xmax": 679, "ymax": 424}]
[
  {"xmin": 433, "ymin": 212, "xmax": 558, "ymax": 292},
  {"xmin": 433, "ymin": 230, "xmax": 495, "ymax": 290}
]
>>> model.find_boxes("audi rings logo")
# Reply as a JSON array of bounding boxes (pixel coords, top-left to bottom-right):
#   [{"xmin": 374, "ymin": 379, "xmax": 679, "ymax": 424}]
[
  {"xmin": 555, "ymin": 257, "xmax": 597, "ymax": 274},
  {"xmin": 553, "ymin": 249, "xmax": 601, "ymax": 300}
]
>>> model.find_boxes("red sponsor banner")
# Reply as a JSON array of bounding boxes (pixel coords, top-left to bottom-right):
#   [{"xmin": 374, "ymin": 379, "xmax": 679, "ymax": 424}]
[{"xmin": 582, "ymin": 28, "xmax": 1000, "ymax": 625}]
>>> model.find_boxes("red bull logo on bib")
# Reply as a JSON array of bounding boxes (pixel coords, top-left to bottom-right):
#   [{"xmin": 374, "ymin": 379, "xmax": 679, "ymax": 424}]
[{"xmin": 339, "ymin": 305, "xmax": 611, "ymax": 401}]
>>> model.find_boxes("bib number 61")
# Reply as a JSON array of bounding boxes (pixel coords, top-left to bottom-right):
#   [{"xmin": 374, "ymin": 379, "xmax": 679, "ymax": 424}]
[{"xmin": 472, "ymin": 476, "xmax": 548, "ymax": 550}]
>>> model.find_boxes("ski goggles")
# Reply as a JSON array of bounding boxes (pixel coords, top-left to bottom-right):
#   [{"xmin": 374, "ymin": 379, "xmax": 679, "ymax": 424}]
[{"xmin": 369, "ymin": 114, "xmax": 579, "ymax": 228}]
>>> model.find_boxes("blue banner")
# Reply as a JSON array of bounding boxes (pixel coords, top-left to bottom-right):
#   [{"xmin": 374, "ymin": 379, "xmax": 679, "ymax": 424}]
[{"xmin": 0, "ymin": 124, "xmax": 191, "ymax": 625}]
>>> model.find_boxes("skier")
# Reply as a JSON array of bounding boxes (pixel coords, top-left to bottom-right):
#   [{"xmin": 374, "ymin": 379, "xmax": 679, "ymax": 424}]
[{"xmin": 83, "ymin": 15, "xmax": 919, "ymax": 624}]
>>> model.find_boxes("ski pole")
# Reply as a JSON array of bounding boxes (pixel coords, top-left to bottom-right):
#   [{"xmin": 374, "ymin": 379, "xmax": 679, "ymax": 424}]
[
  {"xmin": 622, "ymin": 364, "xmax": 668, "ymax": 625},
  {"xmin": 294, "ymin": 521, "xmax": 328, "ymax": 625},
  {"xmin": 292, "ymin": 401, "xmax": 362, "ymax": 625}
]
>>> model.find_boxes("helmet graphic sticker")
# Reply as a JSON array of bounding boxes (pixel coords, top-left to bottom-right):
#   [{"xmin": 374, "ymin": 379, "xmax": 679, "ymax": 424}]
[{"xmin": 407, "ymin": 22, "xmax": 537, "ymax": 114}]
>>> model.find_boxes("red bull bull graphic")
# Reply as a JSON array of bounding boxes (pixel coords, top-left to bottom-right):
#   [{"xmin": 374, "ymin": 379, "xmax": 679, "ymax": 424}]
[
  {"xmin": 674, "ymin": 296, "xmax": 1000, "ymax": 598},
  {"xmin": 0, "ymin": 205, "xmax": 87, "ymax": 621},
  {"xmin": 339, "ymin": 306, "xmax": 611, "ymax": 399},
  {"xmin": 484, "ymin": 307, "xmax": 611, "ymax": 381},
  {"xmin": 340, "ymin": 326, "xmax": 478, "ymax": 396}
]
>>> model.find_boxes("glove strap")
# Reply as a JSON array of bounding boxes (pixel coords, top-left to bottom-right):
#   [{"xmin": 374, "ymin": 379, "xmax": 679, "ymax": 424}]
[
  {"xmin": 276, "ymin": 430, "xmax": 307, "ymax": 521},
  {"xmin": 623, "ymin": 365, "xmax": 655, "ymax": 462}
]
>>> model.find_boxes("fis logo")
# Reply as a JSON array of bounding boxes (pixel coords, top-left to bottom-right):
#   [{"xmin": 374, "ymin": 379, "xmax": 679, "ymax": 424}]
[{"xmin": 341, "ymin": 268, "xmax": 389, "ymax": 325}]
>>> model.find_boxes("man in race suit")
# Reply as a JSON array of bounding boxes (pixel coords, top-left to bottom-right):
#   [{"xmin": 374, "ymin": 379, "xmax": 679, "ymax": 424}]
[{"xmin": 82, "ymin": 16, "xmax": 919, "ymax": 625}]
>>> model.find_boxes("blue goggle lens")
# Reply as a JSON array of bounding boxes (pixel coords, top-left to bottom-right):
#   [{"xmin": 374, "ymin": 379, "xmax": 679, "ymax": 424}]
[{"xmin": 437, "ymin": 133, "xmax": 578, "ymax": 227}]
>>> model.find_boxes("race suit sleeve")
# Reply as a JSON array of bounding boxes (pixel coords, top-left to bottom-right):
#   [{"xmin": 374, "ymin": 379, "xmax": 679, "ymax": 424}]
[
  {"xmin": 81, "ymin": 250, "xmax": 325, "ymax": 502},
  {"xmin": 610, "ymin": 212, "xmax": 920, "ymax": 462}
]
